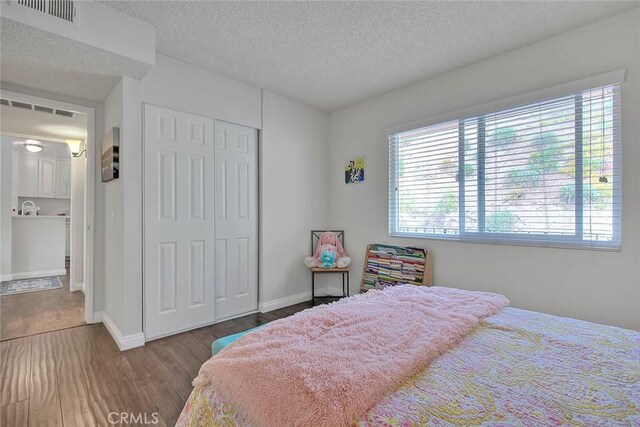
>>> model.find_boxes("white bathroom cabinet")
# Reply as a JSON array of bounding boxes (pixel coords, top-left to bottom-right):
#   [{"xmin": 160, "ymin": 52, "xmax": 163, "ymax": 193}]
[{"xmin": 15, "ymin": 151, "xmax": 71, "ymax": 199}]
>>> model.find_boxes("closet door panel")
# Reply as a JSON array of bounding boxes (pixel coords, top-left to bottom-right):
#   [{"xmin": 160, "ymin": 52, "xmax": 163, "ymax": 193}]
[
  {"xmin": 143, "ymin": 104, "xmax": 215, "ymax": 340},
  {"xmin": 214, "ymin": 121, "xmax": 258, "ymax": 320}
]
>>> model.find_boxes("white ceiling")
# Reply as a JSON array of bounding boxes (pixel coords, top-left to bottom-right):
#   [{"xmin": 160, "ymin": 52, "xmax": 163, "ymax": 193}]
[
  {"xmin": 100, "ymin": 1, "xmax": 638, "ymax": 112},
  {"xmin": 1, "ymin": 103, "xmax": 87, "ymax": 141}
]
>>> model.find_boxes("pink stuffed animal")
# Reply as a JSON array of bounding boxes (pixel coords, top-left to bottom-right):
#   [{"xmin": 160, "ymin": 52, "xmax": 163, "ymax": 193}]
[{"xmin": 304, "ymin": 231, "xmax": 351, "ymax": 269}]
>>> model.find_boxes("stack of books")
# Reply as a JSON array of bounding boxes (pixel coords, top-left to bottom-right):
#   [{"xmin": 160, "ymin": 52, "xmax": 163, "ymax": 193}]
[{"xmin": 361, "ymin": 244, "xmax": 427, "ymax": 291}]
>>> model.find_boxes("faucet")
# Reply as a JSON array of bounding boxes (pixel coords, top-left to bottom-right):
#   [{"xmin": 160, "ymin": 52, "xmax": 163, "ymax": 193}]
[{"xmin": 21, "ymin": 200, "xmax": 37, "ymax": 216}]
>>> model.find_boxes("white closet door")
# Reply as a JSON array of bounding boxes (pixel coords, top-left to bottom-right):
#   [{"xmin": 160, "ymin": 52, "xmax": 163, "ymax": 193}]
[
  {"xmin": 214, "ymin": 121, "xmax": 258, "ymax": 320},
  {"xmin": 144, "ymin": 104, "xmax": 215, "ymax": 340}
]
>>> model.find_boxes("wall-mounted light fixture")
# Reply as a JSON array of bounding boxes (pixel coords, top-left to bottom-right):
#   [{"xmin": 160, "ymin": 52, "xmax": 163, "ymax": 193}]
[
  {"xmin": 21, "ymin": 139, "xmax": 44, "ymax": 153},
  {"xmin": 66, "ymin": 139, "xmax": 86, "ymax": 158}
]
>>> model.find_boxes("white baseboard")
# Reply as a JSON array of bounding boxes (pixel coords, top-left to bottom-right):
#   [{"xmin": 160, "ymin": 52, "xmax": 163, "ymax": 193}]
[
  {"xmin": 145, "ymin": 310, "xmax": 258, "ymax": 343},
  {"xmin": 214, "ymin": 310, "xmax": 259, "ymax": 324},
  {"xmin": 70, "ymin": 281, "xmax": 84, "ymax": 292},
  {"xmin": 259, "ymin": 291, "xmax": 312, "ymax": 313},
  {"xmin": 9, "ymin": 269, "xmax": 67, "ymax": 281},
  {"xmin": 92, "ymin": 310, "xmax": 104, "ymax": 323},
  {"xmin": 0, "ymin": 274, "xmax": 12, "ymax": 282},
  {"xmin": 101, "ymin": 312, "xmax": 145, "ymax": 351}
]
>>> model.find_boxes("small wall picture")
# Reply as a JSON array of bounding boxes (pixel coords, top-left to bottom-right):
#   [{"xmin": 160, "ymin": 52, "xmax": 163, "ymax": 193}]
[
  {"xmin": 345, "ymin": 157, "xmax": 365, "ymax": 184},
  {"xmin": 101, "ymin": 127, "xmax": 120, "ymax": 182}
]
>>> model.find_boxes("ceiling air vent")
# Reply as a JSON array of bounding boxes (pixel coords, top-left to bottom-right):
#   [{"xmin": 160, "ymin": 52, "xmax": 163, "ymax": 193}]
[
  {"xmin": 1, "ymin": 98, "xmax": 77, "ymax": 118},
  {"xmin": 16, "ymin": 0, "xmax": 76, "ymax": 24},
  {"xmin": 34, "ymin": 105, "xmax": 55, "ymax": 114},
  {"xmin": 10, "ymin": 100, "xmax": 32, "ymax": 110},
  {"xmin": 54, "ymin": 109, "xmax": 74, "ymax": 118}
]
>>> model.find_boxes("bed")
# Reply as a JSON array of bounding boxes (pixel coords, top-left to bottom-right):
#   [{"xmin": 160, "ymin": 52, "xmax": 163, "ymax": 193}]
[{"xmin": 177, "ymin": 288, "xmax": 639, "ymax": 426}]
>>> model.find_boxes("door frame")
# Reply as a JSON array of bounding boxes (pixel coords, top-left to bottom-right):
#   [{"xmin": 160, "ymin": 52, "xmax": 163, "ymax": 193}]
[{"xmin": 1, "ymin": 89, "xmax": 96, "ymax": 325}]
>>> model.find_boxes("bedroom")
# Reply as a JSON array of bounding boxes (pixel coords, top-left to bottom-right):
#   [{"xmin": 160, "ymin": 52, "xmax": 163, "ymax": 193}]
[{"xmin": 0, "ymin": 1, "xmax": 638, "ymax": 426}]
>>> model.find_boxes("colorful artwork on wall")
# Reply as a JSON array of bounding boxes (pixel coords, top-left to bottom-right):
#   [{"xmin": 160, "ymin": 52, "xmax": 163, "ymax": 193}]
[{"xmin": 345, "ymin": 157, "xmax": 365, "ymax": 184}]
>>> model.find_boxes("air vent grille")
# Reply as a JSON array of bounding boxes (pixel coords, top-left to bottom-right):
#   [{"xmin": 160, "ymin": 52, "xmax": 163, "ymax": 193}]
[
  {"xmin": 11, "ymin": 101, "xmax": 32, "ymax": 110},
  {"xmin": 18, "ymin": 0, "xmax": 45, "ymax": 12},
  {"xmin": 55, "ymin": 109, "xmax": 74, "ymax": 118},
  {"xmin": 0, "ymin": 98, "xmax": 77, "ymax": 118},
  {"xmin": 17, "ymin": 0, "xmax": 75, "ymax": 23},
  {"xmin": 34, "ymin": 105, "xmax": 55, "ymax": 114}
]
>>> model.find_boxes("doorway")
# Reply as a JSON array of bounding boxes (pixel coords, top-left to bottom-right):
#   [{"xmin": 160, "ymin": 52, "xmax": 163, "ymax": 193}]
[{"xmin": 0, "ymin": 90, "xmax": 95, "ymax": 340}]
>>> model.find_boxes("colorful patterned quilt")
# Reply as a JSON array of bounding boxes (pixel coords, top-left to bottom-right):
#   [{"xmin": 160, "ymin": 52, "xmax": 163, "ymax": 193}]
[{"xmin": 177, "ymin": 308, "xmax": 640, "ymax": 426}]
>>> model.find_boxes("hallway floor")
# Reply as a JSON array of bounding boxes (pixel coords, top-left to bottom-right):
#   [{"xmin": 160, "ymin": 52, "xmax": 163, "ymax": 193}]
[
  {"xmin": 0, "ymin": 270, "xmax": 84, "ymax": 341},
  {"xmin": 0, "ymin": 301, "xmax": 312, "ymax": 426}
]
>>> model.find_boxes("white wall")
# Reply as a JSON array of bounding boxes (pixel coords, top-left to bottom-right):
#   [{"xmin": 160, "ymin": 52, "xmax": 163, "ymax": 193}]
[
  {"xmin": 99, "ymin": 75, "xmax": 143, "ymax": 344},
  {"xmin": 102, "ymin": 79, "xmax": 124, "ymax": 332},
  {"xmin": 0, "ymin": 139, "xmax": 12, "ymax": 280},
  {"xmin": 260, "ymin": 91, "xmax": 330, "ymax": 306},
  {"xmin": 120, "ymin": 77, "xmax": 142, "ymax": 337},
  {"xmin": 328, "ymin": 9, "xmax": 640, "ymax": 331},
  {"xmin": 141, "ymin": 55, "xmax": 262, "ymax": 129}
]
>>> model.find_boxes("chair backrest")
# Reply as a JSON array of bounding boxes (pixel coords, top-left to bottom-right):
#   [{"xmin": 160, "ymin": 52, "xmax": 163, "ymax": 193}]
[{"xmin": 311, "ymin": 230, "xmax": 345, "ymax": 255}]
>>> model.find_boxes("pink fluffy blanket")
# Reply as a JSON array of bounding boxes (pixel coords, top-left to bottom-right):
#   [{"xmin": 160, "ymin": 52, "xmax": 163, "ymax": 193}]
[{"xmin": 194, "ymin": 285, "xmax": 509, "ymax": 426}]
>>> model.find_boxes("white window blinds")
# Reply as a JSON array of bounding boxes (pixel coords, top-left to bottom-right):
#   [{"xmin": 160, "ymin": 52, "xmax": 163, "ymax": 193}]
[{"xmin": 389, "ymin": 83, "xmax": 621, "ymax": 249}]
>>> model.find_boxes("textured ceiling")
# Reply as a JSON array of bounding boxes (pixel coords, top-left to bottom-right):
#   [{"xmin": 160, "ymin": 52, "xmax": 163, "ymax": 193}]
[
  {"xmin": 1, "ymin": 103, "xmax": 87, "ymax": 141},
  {"xmin": 0, "ymin": 18, "xmax": 151, "ymax": 101},
  {"xmin": 100, "ymin": 1, "xmax": 638, "ymax": 111}
]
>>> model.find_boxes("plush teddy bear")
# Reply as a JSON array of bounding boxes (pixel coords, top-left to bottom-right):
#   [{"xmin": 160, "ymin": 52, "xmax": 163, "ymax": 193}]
[
  {"xmin": 304, "ymin": 231, "xmax": 351, "ymax": 269},
  {"xmin": 320, "ymin": 245, "xmax": 337, "ymax": 269}
]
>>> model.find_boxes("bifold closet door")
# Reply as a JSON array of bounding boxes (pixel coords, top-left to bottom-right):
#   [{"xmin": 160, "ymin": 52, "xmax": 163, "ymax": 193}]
[
  {"xmin": 144, "ymin": 104, "xmax": 215, "ymax": 340},
  {"xmin": 214, "ymin": 121, "xmax": 258, "ymax": 320}
]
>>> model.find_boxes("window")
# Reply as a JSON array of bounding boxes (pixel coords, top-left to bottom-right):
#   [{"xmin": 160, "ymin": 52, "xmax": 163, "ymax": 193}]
[{"xmin": 389, "ymin": 84, "xmax": 621, "ymax": 249}]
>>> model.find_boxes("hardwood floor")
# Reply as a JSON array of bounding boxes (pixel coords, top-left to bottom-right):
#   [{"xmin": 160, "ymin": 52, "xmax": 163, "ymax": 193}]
[
  {"xmin": 0, "ymin": 301, "xmax": 313, "ymax": 426},
  {"xmin": 1, "ymin": 271, "xmax": 85, "ymax": 341}
]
